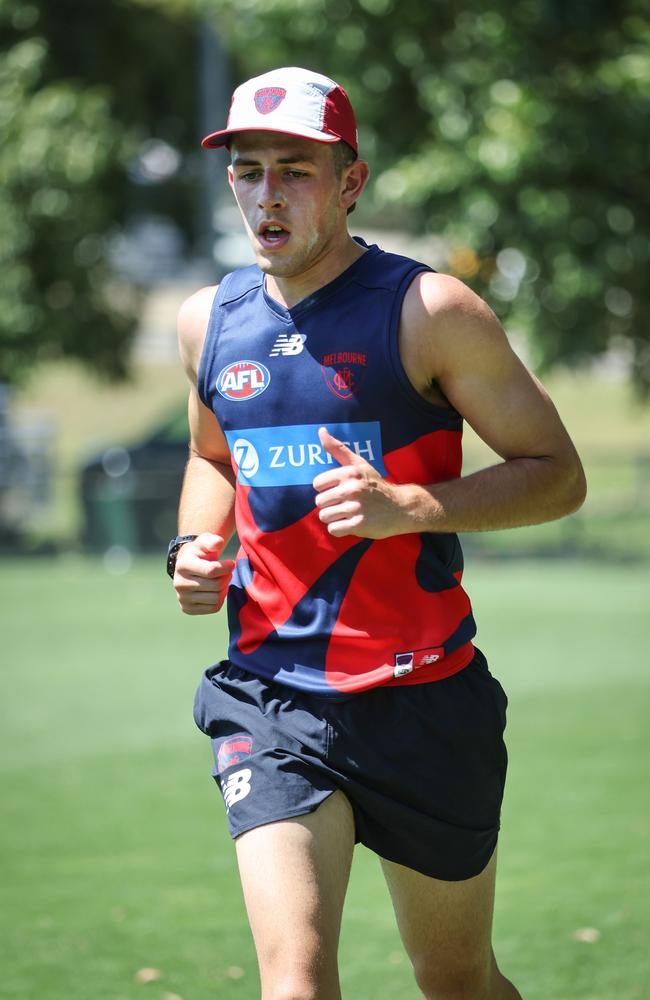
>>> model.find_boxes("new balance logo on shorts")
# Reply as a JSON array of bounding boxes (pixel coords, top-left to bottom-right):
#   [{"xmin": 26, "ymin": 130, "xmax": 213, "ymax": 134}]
[
  {"xmin": 222, "ymin": 768, "xmax": 252, "ymax": 811},
  {"xmin": 269, "ymin": 332, "xmax": 306, "ymax": 356}
]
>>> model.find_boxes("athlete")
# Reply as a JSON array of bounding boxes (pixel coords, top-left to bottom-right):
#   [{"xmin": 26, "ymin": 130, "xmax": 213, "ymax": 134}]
[{"xmin": 169, "ymin": 67, "xmax": 586, "ymax": 999}]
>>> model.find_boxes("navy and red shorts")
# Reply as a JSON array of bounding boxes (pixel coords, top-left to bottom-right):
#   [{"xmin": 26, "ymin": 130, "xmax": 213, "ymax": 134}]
[{"xmin": 193, "ymin": 647, "xmax": 508, "ymax": 881}]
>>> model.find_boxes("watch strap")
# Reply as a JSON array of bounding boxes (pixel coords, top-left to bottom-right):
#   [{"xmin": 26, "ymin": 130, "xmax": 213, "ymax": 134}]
[{"xmin": 166, "ymin": 535, "xmax": 198, "ymax": 579}]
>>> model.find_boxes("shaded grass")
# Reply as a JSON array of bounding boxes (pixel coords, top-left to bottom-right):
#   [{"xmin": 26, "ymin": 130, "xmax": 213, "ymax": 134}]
[{"xmin": 1, "ymin": 557, "xmax": 649, "ymax": 999}]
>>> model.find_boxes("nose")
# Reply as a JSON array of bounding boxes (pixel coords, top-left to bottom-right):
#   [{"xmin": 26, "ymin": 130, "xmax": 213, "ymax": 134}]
[{"xmin": 257, "ymin": 169, "xmax": 286, "ymax": 211}]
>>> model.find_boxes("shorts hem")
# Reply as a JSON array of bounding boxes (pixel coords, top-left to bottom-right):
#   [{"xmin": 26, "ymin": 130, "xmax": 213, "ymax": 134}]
[
  {"xmin": 375, "ymin": 833, "xmax": 499, "ymax": 882},
  {"xmin": 228, "ymin": 789, "xmax": 338, "ymax": 841}
]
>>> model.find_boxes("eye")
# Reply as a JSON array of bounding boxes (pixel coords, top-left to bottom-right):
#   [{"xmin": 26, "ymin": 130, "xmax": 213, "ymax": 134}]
[
  {"xmin": 286, "ymin": 169, "xmax": 308, "ymax": 178},
  {"xmin": 238, "ymin": 171, "xmax": 261, "ymax": 182}
]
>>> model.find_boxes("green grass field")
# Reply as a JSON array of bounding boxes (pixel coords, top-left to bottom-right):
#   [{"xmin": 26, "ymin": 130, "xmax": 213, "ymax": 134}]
[{"xmin": 1, "ymin": 557, "xmax": 649, "ymax": 1000}]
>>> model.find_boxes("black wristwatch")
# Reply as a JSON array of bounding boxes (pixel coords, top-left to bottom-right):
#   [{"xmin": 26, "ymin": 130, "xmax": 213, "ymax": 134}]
[{"xmin": 166, "ymin": 535, "xmax": 198, "ymax": 579}]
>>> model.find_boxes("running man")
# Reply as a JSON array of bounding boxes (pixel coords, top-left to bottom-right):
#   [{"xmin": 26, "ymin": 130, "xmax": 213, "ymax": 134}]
[{"xmin": 168, "ymin": 67, "xmax": 586, "ymax": 999}]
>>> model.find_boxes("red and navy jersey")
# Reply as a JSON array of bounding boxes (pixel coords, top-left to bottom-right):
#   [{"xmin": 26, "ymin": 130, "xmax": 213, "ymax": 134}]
[{"xmin": 198, "ymin": 240, "xmax": 476, "ymax": 695}]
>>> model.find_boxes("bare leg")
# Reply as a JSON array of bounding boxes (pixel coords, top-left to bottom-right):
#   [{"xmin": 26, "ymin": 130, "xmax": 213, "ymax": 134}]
[
  {"xmin": 381, "ymin": 849, "xmax": 521, "ymax": 999},
  {"xmin": 235, "ymin": 790, "xmax": 356, "ymax": 1000}
]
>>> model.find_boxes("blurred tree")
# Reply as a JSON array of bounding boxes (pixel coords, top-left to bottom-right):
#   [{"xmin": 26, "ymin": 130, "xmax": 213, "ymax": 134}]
[
  {"xmin": 0, "ymin": 0, "xmax": 198, "ymax": 386},
  {"xmin": 2, "ymin": 0, "xmax": 648, "ymax": 391},
  {"xmin": 205, "ymin": 0, "xmax": 650, "ymax": 391}
]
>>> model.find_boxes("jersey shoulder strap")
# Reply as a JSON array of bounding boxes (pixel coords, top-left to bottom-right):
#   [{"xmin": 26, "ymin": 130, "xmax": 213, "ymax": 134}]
[{"xmin": 197, "ymin": 265, "xmax": 263, "ymax": 406}]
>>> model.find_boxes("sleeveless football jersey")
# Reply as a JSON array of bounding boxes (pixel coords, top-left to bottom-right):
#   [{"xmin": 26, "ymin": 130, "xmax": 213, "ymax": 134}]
[{"xmin": 198, "ymin": 239, "xmax": 476, "ymax": 695}]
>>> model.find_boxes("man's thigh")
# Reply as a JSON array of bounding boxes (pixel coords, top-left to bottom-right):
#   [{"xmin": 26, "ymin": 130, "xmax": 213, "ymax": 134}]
[
  {"xmin": 381, "ymin": 849, "xmax": 520, "ymax": 999},
  {"xmin": 381, "ymin": 848, "xmax": 497, "ymax": 965},
  {"xmin": 235, "ymin": 790, "xmax": 356, "ymax": 998}
]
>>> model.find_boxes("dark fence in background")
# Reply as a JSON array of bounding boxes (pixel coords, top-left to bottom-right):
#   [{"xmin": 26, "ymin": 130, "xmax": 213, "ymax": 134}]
[
  {"xmin": 0, "ymin": 418, "xmax": 55, "ymax": 547},
  {"xmin": 1, "ymin": 426, "xmax": 649, "ymax": 563},
  {"xmin": 463, "ymin": 451, "xmax": 650, "ymax": 563}
]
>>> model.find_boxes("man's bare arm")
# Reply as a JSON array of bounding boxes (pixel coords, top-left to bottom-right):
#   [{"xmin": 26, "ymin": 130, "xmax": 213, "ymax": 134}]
[
  {"xmin": 173, "ymin": 286, "xmax": 237, "ymax": 614},
  {"xmin": 313, "ymin": 274, "xmax": 586, "ymax": 539},
  {"xmin": 178, "ymin": 386, "xmax": 236, "ymax": 538},
  {"xmin": 404, "ymin": 272, "xmax": 586, "ymax": 531}
]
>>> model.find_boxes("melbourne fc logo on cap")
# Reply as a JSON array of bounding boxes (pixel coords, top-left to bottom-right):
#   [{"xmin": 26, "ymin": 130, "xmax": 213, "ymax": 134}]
[
  {"xmin": 321, "ymin": 350, "xmax": 368, "ymax": 400},
  {"xmin": 254, "ymin": 87, "xmax": 287, "ymax": 114},
  {"xmin": 217, "ymin": 360, "xmax": 270, "ymax": 401}
]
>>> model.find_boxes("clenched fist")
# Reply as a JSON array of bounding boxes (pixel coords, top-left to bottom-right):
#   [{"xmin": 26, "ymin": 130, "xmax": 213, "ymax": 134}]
[
  {"xmin": 173, "ymin": 532, "xmax": 235, "ymax": 615},
  {"xmin": 313, "ymin": 427, "xmax": 413, "ymax": 539}
]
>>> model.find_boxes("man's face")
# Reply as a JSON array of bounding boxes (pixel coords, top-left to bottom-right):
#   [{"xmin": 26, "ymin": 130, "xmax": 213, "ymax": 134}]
[{"xmin": 228, "ymin": 132, "xmax": 347, "ymax": 279}]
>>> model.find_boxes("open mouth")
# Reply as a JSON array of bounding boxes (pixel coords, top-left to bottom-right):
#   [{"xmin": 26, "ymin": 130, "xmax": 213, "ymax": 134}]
[{"xmin": 257, "ymin": 223, "xmax": 290, "ymax": 248}]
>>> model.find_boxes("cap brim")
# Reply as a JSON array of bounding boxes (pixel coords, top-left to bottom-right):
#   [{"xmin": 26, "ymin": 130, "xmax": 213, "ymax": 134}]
[{"xmin": 201, "ymin": 122, "xmax": 343, "ymax": 149}]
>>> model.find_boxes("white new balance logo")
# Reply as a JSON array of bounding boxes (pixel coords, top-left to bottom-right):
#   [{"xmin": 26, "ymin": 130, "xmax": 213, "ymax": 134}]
[
  {"xmin": 222, "ymin": 768, "xmax": 252, "ymax": 811},
  {"xmin": 269, "ymin": 333, "xmax": 306, "ymax": 357}
]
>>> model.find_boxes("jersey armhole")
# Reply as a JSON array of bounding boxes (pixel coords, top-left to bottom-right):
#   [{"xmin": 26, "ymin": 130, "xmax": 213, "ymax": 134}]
[
  {"xmin": 386, "ymin": 267, "xmax": 463, "ymax": 429},
  {"xmin": 196, "ymin": 278, "xmax": 231, "ymax": 409}
]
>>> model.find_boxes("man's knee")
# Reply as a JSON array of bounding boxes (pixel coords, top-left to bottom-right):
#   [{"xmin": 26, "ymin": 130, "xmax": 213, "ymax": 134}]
[
  {"xmin": 266, "ymin": 988, "xmax": 316, "ymax": 1000},
  {"xmin": 256, "ymin": 937, "xmax": 339, "ymax": 999},
  {"xmin": 264, "ymin": 975, "xmax": 332, "ymax": 1000},
  {"xmin": 411, "ymin": 952, "xmax": 492, "ymax": 1000}
]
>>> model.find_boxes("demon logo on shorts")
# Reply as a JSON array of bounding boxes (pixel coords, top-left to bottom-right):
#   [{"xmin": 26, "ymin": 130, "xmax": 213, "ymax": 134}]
[
  {"xmin": 217, "ymin": 734, "xmax": 253, "ymax": 773},
  {"xmin": 254, "ymin": 87, "xmax": 286, "ymax": 114}
]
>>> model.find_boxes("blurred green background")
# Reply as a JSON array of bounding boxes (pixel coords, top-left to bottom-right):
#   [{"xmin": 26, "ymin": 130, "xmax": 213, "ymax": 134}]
[
  {"xmin": 1, "ymin": 0, "xmax": 649, "ymax": 558},
  {"xmin": 1, "ymin": 1, "xmax": 649, "ymax": 998}
]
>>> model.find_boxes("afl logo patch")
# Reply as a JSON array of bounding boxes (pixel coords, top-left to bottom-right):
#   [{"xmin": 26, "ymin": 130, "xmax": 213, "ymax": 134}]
[{"xmin": 217, "ymin": 360, "xmax": 270, "ymax": 401}]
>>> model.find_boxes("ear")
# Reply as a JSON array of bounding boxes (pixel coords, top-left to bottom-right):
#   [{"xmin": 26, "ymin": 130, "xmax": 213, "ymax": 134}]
[
  {"xmin": 340, "ymin": 159, "xmax": 370, "ymax": 213},
  {"xmin": 227, "ymin": 163, "xmax": 234, "ymax": 191}
]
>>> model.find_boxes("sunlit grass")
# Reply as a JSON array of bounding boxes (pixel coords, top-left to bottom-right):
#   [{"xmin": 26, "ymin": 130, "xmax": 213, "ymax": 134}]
[{"xmin": 1, "ymin": 557, "xmax": 648, "ymax": 999}]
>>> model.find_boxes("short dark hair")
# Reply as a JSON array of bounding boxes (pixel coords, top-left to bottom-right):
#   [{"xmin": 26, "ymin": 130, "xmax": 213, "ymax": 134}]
[{"xmin": 331, "ymin": 141, "xmax": 358, "ymax": 215}]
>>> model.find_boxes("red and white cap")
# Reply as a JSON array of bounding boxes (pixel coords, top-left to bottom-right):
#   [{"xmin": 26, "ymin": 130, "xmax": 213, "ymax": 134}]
[{"xmin": 201, "ymin": 66, "xmax": 358, "ymax": 155}]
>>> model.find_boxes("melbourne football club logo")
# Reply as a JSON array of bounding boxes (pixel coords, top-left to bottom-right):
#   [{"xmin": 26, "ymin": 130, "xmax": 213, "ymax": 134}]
[
  {"xmin": 254, "ymin": 87, "xmax": 286, "ymax": 114},
  {"xmin": 217, "ymin": 361, "xmax": 270, "ymax": 401},
  {"xmin": 216, "ymin": 734, "xmax": 253, "ymax": 774},
  {"xmin": 321, "ymin": 350, "xmax": 368, "ymax": 400}
]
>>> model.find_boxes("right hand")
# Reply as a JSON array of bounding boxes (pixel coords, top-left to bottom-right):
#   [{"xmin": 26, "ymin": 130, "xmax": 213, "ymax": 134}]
[{"xmin": 173, "ymin": 532, "xmax": 235, "ymax": 615}]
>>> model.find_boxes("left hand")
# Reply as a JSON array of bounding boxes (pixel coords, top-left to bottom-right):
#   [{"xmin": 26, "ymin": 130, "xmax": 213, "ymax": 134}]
[{"xmin": 312, "ymin": 426, "xmax": 410, "ymax": 539}]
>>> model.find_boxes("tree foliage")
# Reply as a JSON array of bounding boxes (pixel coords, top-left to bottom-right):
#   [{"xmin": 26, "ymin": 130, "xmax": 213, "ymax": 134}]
[
  {"xmin": 0, "ymin": 0, "xmax": 197, "ymax": 386},
  {"xmin": 209, "ymin": 0, "xmax": 650, "ymax": 390},
  {"xmin": 1, "ymin": 0, "xmax": 648, "ymax": 390}
]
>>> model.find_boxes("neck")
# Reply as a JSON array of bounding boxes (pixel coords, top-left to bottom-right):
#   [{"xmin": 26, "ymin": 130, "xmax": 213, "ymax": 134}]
[{"xmin": 264, "ymin": 234, "xmax": 366, "ymax": 309}]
